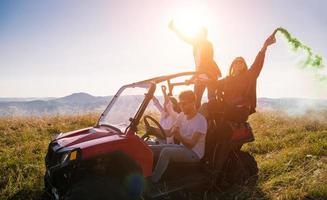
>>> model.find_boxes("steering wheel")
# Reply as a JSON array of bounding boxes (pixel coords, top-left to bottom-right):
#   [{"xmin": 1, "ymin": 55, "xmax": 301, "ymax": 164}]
[{"xmin": 141, "ymin": 115, "xmax": 167, "ymax": 142}]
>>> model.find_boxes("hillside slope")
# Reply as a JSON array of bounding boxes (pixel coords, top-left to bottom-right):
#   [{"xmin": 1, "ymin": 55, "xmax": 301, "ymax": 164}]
[{"xmin": 219, "ymin": 111, "xmax": 327, "ymax": 199}]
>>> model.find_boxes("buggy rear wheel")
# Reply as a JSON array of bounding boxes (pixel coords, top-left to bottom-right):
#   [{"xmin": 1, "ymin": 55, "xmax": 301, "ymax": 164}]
[{"xmin": 222, "ymin": 150, "xmax": 258, "ymax": 186}]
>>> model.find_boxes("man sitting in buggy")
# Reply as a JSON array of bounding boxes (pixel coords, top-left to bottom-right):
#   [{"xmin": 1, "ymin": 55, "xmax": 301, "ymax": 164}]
[{"xmin": 150, "ymin": 90, "xmax": 207, "ymax": 183}]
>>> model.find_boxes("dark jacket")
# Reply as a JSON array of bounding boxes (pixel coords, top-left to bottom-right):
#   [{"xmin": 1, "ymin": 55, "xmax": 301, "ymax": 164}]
[{"xmin": 216, "ymin": 49, "xmax": 266, "ymax": 115}]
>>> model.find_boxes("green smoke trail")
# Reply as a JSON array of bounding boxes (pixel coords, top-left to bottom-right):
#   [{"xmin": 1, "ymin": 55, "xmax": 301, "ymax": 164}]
[
  {"xmin": 276, "ymin": 27, "xmax": 323, "ymax": 68},
  {"xmin": 276, "ymin": 27, "xmax": 326, "ymax": 81}
]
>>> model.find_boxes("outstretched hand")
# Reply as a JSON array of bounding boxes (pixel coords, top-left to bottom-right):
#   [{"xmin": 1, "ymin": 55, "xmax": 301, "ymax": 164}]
[
  {"xmin": 172, "ymin": 127, "xmax": 181, "ymax": 140},
  {"xmin": 263, "ymin": 30, "xmax": 277, "ymax": 48},
  {"xmin": 168, "ymin": 20, "xmax": 176, "ymax": 31}
]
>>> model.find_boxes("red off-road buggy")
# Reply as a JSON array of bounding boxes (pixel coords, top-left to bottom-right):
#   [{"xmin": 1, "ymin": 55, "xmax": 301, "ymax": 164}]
[{"xmin": 44, "ymin": 72, "xmax": 258, "ymax": 200}]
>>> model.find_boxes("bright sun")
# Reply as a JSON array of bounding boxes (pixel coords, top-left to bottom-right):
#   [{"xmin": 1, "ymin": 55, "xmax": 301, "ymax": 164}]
[{"xmin": 172, "ymin": 6, "xmax": 209, "ymax": 38}]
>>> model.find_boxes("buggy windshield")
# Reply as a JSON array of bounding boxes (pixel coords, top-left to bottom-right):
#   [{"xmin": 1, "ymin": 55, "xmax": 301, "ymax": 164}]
[{"xmin": 98, "ymin": 83, "xmax": 152, "ymax": 132}]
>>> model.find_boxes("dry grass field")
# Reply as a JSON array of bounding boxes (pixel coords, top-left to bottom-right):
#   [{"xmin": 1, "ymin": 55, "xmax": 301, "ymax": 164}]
[{"xmin": 0, "ymin": 111, "xmax": 326, "ymax": 200}]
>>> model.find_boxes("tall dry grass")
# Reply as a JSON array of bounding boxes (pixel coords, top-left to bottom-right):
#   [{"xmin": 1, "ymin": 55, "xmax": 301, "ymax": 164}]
[
  {"xmin": 0, "ymin": 114, "xmax": 98, "ymax": 200},
  {"xmin": 0, "ymin": 111, "xmax": 326, "ymax": 200}
]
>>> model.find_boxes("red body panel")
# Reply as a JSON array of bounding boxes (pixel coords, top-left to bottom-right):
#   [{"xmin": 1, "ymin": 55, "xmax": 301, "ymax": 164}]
[
  {"xmin": 54, "ymin": 127, "xmax": 154, "ymax": 177},
  {"xmin": 55, "ymin": 127, "xmax": 117, "ymax": 147}
]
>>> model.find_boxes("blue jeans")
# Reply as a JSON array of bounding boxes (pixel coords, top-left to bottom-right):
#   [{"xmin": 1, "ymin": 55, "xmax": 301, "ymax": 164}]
[{"xmin": 150, "ymin": 144, "xmax": 200, "ymax": 183}]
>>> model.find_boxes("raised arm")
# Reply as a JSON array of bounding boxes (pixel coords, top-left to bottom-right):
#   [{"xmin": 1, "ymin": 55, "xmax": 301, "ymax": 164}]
[
  {"xmin": 161, "ymin": 85, "xmax": 168, "ymax": 103},
  {"xmin": 169, "ymin": 20, "xmax": 196, "ymax": 45},
  {"xmin": 152, "ymin": 96, "xmax": 164, "ymax": 113},
  {"xmin": 249, "ymin": 30, "xmax": 277, "ymax": 78}
]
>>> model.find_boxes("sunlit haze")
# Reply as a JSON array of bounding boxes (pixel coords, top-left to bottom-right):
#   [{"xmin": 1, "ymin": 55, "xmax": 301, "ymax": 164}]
[
  {"xmin": 172, "ymin": 4, "xmax": 210, "ymax": 38},
  {"xmin": 1, "ymin": 0, "xmax": 326, "ymax": 98}
]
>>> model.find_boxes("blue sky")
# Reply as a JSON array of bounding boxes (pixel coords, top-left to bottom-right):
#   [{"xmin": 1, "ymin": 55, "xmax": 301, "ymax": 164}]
[{"xmin": 1, "ymin": 0, "xmax": 326, "ymax": 98}]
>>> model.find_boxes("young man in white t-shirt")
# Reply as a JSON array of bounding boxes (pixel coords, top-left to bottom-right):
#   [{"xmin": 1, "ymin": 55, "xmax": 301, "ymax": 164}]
[{"xmin": 151, "ymin": 90, "xmax": 207, "ymax": 183}]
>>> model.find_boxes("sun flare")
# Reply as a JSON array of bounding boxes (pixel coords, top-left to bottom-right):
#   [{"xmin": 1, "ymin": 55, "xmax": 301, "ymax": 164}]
[{"xmin": 172, "ymin": 6, "xmax": 209, "ymax": 38}]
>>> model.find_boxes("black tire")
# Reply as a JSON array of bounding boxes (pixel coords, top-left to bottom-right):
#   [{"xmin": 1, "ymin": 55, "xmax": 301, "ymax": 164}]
[{"xmin": 222, "ymin": 150, "xmax": 258, "ymax": 187}]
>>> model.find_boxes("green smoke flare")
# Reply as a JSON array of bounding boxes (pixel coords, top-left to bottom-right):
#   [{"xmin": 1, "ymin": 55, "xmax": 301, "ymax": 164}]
[
  {"xmin": 276, "ymin": 27, "xmax": 326, "ymax": 81},
  {"xmin": 276, "ymin": 27, "xmax": 323, "ymax": 68}
]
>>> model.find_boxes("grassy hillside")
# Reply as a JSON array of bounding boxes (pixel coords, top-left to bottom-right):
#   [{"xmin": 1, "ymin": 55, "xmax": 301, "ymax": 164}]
[
  {"xmin": 0, "ymin": 111, "xmax": 326, "ymax": 200},
  {"xmin": 0, "ymin": 114, "xmax": 98, "ymax": 200},
  {"xmin": 219, "ymin": 111, "xmax": 327, "ymax": 200}
]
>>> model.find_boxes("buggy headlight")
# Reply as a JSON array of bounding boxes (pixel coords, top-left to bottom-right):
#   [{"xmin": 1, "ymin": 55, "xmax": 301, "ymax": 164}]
[{"xmin": 60, "ymin": 149, "xmax": 80, "ymax": 164}]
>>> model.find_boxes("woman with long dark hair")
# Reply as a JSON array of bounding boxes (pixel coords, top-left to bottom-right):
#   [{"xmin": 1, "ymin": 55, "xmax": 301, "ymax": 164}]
[{"xmin": 215, "ymin": 31, "xmax": 277, "ymax": 122}]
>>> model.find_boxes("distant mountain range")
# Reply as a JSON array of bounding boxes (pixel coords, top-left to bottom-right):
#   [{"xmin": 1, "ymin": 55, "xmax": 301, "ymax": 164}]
[
  {"xmin": 0, "ymin": 93, "xmax": 111, "ymax": 116},
  {"xmin": 0, "ymin": 92, "xmax": 326, "ymax": 117}
]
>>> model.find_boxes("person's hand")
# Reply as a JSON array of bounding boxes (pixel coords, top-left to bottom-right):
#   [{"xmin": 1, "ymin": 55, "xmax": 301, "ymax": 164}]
[
  {"xmin": 169, "ymin": 126, "xmax": 179, "ymax": 138},
  {"xmin": 171, "ymin": 126, "xmax": 179, "ymax": 135},
  {"xmin": 171, "ymin": 126, "xmax": 179, "ymax": 132},
  {"xmin": 173, "ymin": 129, "xmax": 182, "ymax": 141},
  {"xmin": 168, "ymin": 20, "xmax": 176, "ymax": 31},
  {"xmin": 263, "ymin": 30, "xmax": 277, "ymax": 48},
  {"xmin": 161, "ymin": 85, "xmax": 167, "ymax": 95}
]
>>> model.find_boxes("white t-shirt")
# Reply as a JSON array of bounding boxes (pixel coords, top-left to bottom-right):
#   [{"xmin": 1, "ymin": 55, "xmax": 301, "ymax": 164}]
[{"xmin": 175, "ymin": 113, "xmax": 207, "ymax": 158}]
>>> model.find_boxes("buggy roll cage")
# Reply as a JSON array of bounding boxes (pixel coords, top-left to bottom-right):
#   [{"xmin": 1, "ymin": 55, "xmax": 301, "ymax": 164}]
[
  {"xmin": 97, "ymin": 71, "xmax": 203, "ymax": 133},
  {"xmin": 130, "ymin": 71, "xmax": 202, "ymax": 95}
]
